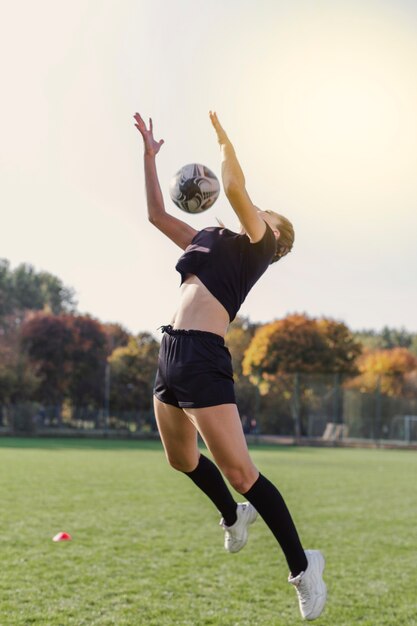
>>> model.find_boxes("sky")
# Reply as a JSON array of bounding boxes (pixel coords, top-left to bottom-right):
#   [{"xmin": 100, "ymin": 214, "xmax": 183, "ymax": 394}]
[{"xmin": 1, "ymin": 0, "xmax": 417, "ymax": 336}]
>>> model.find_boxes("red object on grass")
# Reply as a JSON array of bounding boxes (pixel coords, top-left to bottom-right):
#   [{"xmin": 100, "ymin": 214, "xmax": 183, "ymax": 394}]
[{"xmin": 52, "ymin": 532, "xmax": 72, "ymax": 542}]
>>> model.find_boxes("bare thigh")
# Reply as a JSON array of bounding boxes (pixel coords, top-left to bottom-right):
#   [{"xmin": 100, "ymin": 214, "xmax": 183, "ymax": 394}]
[
  {"xmin": 153, "ymin": 396, "xmax": 199, "ymax": 472},
  {"xmin": 183, "ymin": 403, "xmax": 259, "ymax": 494}
]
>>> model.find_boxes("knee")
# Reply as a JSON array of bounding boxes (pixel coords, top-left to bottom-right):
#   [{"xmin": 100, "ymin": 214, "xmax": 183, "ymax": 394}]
[
  {"xmin": 166, "ymin": 454, "xmax": 197, "ymax": 474},
  {"xmin": 224, "ymin": 466, "xmax": 259, "ymax": 494}
]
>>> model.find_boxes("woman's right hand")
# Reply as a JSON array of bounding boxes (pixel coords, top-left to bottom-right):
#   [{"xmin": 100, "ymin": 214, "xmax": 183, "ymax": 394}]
[
  {"xmin": 209, "ymin": 111, "xmax": 231, "ymax": 147},
  {"xmin": 134, "ymin": 113, "xmax": 165, "ymax": 156}
]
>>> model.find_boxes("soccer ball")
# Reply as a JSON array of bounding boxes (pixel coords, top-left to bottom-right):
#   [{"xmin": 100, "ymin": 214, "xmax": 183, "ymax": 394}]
[{"xmin": 169, "ymin": 163, "xmax": 220, "ymax": 213}]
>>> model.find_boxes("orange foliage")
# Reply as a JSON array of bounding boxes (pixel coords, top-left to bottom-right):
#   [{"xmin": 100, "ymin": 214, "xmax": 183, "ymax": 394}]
[
  {"xmin": 242, "ymin": 314, "xmax": 361, "ymax": 381},
  {"xmin": 347, "ymin": 347, "xmax": 417, "ymax": 396}
]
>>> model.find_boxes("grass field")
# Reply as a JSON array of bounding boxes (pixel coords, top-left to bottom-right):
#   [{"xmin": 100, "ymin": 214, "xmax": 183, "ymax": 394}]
[{"xmin": 0, "ymin": 438, "xmax": 416, "ymax": 626}]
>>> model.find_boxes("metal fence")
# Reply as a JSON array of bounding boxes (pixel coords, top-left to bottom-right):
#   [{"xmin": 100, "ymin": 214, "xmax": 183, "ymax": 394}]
[
  {"xmin": 0, "ymin": 403, "xmax": 156, "ymax": 436},
  {"xmin": 1, "ymin": 374, "xmax": 417, "ymax": 444},
  {"xmin": 237, "ymin": 373, "xmax": 417, "ymax": 444}
]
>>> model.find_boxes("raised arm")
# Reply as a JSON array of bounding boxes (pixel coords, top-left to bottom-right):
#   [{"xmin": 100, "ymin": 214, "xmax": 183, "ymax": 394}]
[
  {"xmin": 133, "ymin": 113, "xmax": 197, "ymax": 250},
  {"xmin": 209, "ymin": 111, "xmax": 266, "ymax": 243}
]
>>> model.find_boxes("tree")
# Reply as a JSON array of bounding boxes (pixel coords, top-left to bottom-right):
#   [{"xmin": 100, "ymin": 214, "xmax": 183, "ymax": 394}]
[
  {"xmin": 226, "ymin": 316, "xmax": 258, "ymax": 376},
  {"xmin": 108, "ymin": 333, "xmax": 160, "ymax": 412},
  {"xmin": 379, "ymin": 326, "xmax": 413, "ymax": 350},
  {"xmin": 243, "ymin": 314, "xmax": 361, "ymax": 380},
  {"xmin": 20, "ymin": 313, "xmax": 107, "ymax": 409},
  {"xmin": 66, "ymin": 316, "xmax": 108, "ymax": 407},
  {"xmin": 0, "ymin": 315, "xmax": 39, "ymax": 405},
  {"xmin": 0, "ymin": 260, "xmax": 14, "ymax": 318},
  {"xmin": 0, "ymin": 259, "xmax": 76, "ymax": 321},
  {"xmin": 12, "ymin": 264, "xmax": 76, "ymax": 314},
  {"xmin": 353, "ymin": 327, "xmax": 417, "ymax": 353},
  {"xmin": 226, "ymin": 316, "xmax": 259, "ymax": 419},
  {"xmin": 346, "ymin": 347, "xmax": 417, "ymax": 397},
  {"xmin": 0, "ymin": 261, "xmax": 78, "ymax": 411},
  {"xmin": 20, "ymin": 313, "xmax": 74, "ymax": 405},
  {"xmin": 242, "ymin": 314, "xmax": 362, "ymax": 437},
  {"xmin": 410, "ymin": 335, "xmax": 417, "ymax": 359},
  {"xmin": 36, "ymin": 271, "xmax": 76, "ymax": 314},
  {"xmin": 102, "ymin": 322, "xmax": 131, "ymax": 352}
]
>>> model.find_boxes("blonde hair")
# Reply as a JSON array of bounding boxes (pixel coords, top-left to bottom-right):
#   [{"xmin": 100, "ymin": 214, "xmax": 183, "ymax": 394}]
[{"xmin": 266, "ymin": 211, "xmax": 295, "ymax": 263}]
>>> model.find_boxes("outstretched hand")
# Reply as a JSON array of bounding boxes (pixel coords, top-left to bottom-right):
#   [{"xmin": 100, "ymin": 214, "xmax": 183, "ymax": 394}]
[
  {"xmin": 134, "ymin": 113, "xmax": 165, "ymax": 156},
  {"xmin": 209, "ymin": 111, "xmax": 230, "ymax": 146}
]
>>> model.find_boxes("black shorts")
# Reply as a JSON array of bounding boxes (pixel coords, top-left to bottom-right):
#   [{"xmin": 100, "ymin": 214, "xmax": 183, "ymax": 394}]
[{"xmin": 153, "ymin": 325, "xmax": 236, "ymax": 409}]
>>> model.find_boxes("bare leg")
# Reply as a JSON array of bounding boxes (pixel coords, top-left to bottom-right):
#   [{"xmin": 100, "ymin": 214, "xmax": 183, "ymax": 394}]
[
  {"xmin": 153, "ymin": 396, "xmax": 199, "ymax": 472},
  {"xmin": 153, "ymin": 397, "xmax": 238, "ymax": 523},
  {"xmin": 183, "ymin": 403, "xmax": 259, "ymax": 493},
  {"xmin": 183, "ymin": 403, "xmax": 307, "ymax": 575}
]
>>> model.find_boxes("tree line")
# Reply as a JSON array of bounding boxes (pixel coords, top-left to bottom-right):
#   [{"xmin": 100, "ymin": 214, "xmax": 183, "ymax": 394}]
[{"xmin": 1, "ymin": 259, "xmax": 417, "ymax": 432}]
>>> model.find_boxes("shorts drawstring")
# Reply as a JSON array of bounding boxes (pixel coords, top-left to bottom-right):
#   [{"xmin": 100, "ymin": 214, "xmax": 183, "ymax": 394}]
[
  {"xmin": 158, "ymin": 325, "xmax": 173, "ymax": 334},
  {"xmin": 157, "ymin": 325, "xmax": 224, "ymax": 344}
]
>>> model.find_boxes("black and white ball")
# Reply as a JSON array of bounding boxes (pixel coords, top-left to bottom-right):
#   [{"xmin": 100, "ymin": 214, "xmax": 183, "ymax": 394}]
[{"xmin": 169, "ymin": 163, "xmax": 220, "ymax": 213}]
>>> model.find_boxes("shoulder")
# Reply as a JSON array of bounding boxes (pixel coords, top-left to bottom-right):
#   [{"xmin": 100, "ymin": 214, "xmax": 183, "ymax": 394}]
[{"xmin": 246, "ymin": 221, "xmax": 277, "ymax": 258}]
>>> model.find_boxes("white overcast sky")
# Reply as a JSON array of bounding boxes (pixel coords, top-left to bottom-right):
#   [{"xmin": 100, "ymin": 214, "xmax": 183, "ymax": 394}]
[{"xmin": 1, "ymin": 0, "xmax": 417, "ymax": 336}]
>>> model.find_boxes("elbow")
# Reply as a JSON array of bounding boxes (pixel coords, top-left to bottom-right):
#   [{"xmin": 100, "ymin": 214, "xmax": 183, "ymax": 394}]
[
  {"xmin": 224, "ymin": 179, "xmax": 245, "ymax": 199},
  {"xmin": 148, "ymin": 211, "xmax": 165, "ymax": 227},
  {"xmin": 148, "ymin": 214, "xmax": 164, "ymax": 230}
]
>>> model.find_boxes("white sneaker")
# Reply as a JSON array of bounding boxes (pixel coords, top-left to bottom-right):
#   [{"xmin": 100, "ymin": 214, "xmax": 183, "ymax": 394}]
[
  {"xmin": 220, "ymin": 502, "xmax": 257, "ymax": 553},
  {"xmin": 288, "ymin": 550, "xmax": 327, "ymax": 621}
]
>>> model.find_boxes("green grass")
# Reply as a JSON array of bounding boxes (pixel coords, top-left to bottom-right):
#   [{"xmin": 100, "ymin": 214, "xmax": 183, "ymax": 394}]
[{"xmin": 0, "ymin": 439, "xmax": 416, "ymax": 625}]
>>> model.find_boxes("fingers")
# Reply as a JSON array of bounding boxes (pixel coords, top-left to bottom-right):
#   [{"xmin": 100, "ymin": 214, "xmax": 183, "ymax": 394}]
[
  {"xmin": 134, "ymin": 112, "xmax": 145, "ymax": 127},
  {"xmin": 209, "ymin": 110, "xmax": 229, "ymax": 146},
  {"xmin": 209, "ymin": 110, "xmax": 218, "ymax": 126},
  {"xmin": 133, "ymin": 112, "xmax": 153, "ymax": 134},
  {"xmin": 209, "ymin": 110, "xmax": 225, "ymax": 135},
  {"xmin": 133, "ymin": 113, "xmax": 158, "ymax": 137},
  {"xmin": 133, "ymin": 113, "xmax": 146, "ymax": 136},
  {"xmin": 209, "ymin": 110, "xmax": 221, "ymax": 126}
]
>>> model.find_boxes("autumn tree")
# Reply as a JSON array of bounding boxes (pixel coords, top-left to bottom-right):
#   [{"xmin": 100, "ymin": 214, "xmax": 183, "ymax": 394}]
[
  {"xmin": 108, "ymin": 332, "xmax": 160, "ymax": 412},
  {"xmin": 102, "ymin": 322, "xmax": 131, "ymax": 356},
  {"xmin": 65, "ymin": 316, "xmax": 108, "ymax": 407},
  {"xmin": 346, "ymin": 347, "xmax": 417, "ymax": 397},
  {"xmin": 242, "ymin": 314, "xmax": 362, "ymax": 437},
  {"xmin": 226, "ymin": 316, "xmax": 260, "ymax": 419},
  {"xmin": 0, "ymin": 260, "xmax": 79, "ymax": 412},
  {"xmin": 20, "ymin": 313, "xmax": 107, "ymax": 410},
  {"xmin": 243, "ymin": 314, "xmax": 361, "ymax": 379},
  {"xmin": 20, "ymin": 313, "xmax": 74, "ymax": 405}
]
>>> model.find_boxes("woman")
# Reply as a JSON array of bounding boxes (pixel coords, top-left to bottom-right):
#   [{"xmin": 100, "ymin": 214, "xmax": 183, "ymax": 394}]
[{"xmin": 133, "ymin": 111, "xmax": 326, "ymax": 621}]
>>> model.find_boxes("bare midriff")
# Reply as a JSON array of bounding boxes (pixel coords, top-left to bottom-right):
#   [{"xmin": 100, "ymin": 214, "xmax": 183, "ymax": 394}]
[{"xmin": 172, "ymin": 274, "xmax": 229, "ymax": 338}]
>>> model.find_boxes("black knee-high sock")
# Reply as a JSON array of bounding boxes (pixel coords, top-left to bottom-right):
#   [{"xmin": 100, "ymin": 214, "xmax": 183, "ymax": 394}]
[
  {"xmin": 184, "ymin": 454, "xmax": 237, "ymax": 526},
  {"xmin": 243, "ymin": 473, "xmax": 308, "ymax": 576}
]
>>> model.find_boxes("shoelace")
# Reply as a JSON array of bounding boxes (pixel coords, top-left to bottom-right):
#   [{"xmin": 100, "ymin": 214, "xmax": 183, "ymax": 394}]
[{"xmin": 296, "ymin": 578, "xmax": 311, "ymax": 605}]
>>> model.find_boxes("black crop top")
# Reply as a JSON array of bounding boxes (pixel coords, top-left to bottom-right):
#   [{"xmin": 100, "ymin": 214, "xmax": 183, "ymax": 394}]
[{"xmin": 175, "ymin": 222, "xmax": 277, "ymax": 322}]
